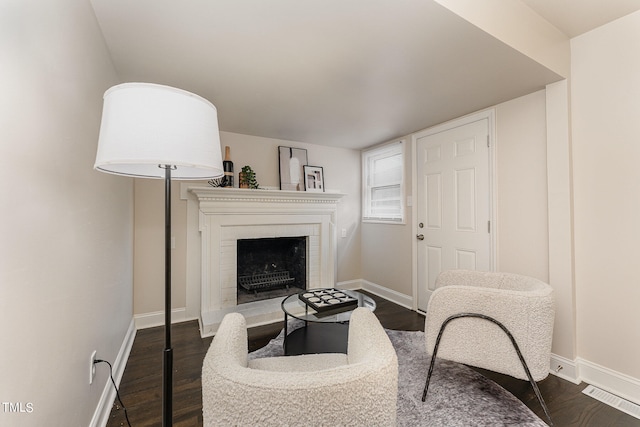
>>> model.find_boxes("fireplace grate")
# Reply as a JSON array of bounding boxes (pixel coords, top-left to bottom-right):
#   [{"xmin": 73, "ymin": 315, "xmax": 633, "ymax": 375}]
[{"xmin": 238, "ymin": 271, "xmax": 296, "ymax": 294}]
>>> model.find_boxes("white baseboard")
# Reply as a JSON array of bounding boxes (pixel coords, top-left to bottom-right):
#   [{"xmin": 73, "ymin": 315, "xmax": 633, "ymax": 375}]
[
  {"xmin": 134, "ymin": 307, "xmax": 198, "ymax": 330},
  {"xmin": 358, "ymin": 279, "xmax": 414, "ymax": 309},
  {"xmin": 89, "ymin": 319, "xmax": 136, "ymax": 427},
  {"xmin": 578, "ymin": 357, "xmax": 640, "ymax": 406},
  {"xmin": 334, "ymin": 279, "xmax": 361, "ymax": 291},
  {"xmin": 549, "ymin": 353, "xmax": 640, "ymax": 406},
  {"xmin": 549, "ymin": 353, "xmax": 580, "ymax": 384}
]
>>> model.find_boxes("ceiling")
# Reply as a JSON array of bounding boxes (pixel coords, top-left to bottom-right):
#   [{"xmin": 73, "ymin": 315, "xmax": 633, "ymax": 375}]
[
  {"xmin": 521, "ymin": 0, "xmax": 640, "ymax": 38},
  {"xmin": 90, "ymin": 0, "xmax": 640, "ymax": 150}
]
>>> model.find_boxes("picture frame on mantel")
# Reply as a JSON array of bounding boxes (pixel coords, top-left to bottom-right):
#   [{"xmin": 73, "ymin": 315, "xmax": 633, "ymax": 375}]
[
  {"xmin": 303, "ymin": 165, "xmax": 324, "ymax": 192},
  {"xmin": 278, "ymin": 146, "xmax": 308, "ymax": 191}
]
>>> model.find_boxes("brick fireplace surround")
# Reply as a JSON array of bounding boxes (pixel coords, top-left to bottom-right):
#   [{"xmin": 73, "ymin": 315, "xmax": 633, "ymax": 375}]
[{"xmin": 183, "ymin": 186, "xmax": 344, "ymax": 336}]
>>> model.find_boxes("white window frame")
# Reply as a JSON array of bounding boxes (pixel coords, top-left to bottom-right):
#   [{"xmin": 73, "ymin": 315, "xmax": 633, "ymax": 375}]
[{"xmin": 362, "ymin": 140, "xmax": 406, "ymax": 224}]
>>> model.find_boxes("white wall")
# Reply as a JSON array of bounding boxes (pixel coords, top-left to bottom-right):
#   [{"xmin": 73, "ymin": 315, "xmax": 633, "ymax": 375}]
[
  {"xmin": 0, "ymin": 1, "xmax": 132, "ymax": 425},
  {"xmin": 571, "ymin": 11, "xmax": 640, "ymax": 381},
  {"xmin": 134, "ymin": 179, "xmax": 189, "ymax": 314},
  {"xmin": 495, "ymin": 90, "xmax": 549, "ymax": 281},
  {"xmin": 495, "ymin": 90, "xmax": 582, "ymax": 364},
  {"xmin": 361, "ymin": 138, "xmax": 414, "ymax": 297},
  {"xmin": 545, "ymin": 80, "xmax": 577, "ymax": 364},
  {"xmin": 133, "ymin": 131, "xmax": 362, "ymax": 317}
]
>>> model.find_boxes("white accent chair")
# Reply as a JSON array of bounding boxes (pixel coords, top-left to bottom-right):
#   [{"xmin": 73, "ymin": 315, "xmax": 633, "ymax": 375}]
[
  {"xmin": 422, "ymin": 270, "xmax": 555, "ymax": 425},
  {"xmin": 202, "ymin": 307, "xmax": 398, "ymax": 426}
]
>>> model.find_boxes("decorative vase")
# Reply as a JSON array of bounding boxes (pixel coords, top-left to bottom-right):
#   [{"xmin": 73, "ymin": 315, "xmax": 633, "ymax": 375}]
[
  {"xmin": 238, "ymin": 171, "xmax": 249, "ymax": 188},
  {"xmin": 239, "ymin": 165, "xmax": 259, "ymax": 189}
]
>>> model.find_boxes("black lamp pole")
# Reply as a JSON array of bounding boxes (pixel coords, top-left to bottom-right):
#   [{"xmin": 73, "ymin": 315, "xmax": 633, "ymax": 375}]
[{"xmin": 162, "ymin": 165, "xmax": 174, "ymax": 427}]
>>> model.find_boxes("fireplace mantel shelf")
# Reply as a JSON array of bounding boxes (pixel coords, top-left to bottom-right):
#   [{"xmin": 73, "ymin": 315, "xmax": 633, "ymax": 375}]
[{"xmin": 187, "ymin": 186, "xmax": 345, "ymax": 204}]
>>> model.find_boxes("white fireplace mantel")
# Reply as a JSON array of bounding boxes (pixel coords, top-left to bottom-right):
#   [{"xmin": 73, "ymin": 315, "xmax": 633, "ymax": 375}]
[
  {"xmin": 182, "ymin": 186, "xmax": 345, "ymax": 336},
  {"xmin": 189, "ymin": 186, "xmax": 345, "ymax": 208}
]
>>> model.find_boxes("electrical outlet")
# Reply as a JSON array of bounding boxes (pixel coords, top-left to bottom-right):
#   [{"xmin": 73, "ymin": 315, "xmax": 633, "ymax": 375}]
[{"xmin": 89, "ymin": 350, "xmax": 97, "ymax": 385}]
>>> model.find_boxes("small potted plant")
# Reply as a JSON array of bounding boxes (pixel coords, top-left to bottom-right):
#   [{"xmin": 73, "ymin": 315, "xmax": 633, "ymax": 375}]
[{"xmin": 239, "ymin": 165, "xmax": 259, "ymax": 189}]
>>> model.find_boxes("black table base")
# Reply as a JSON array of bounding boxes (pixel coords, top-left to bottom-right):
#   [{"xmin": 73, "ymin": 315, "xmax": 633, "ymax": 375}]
[{"xmin": 284, "ymin": 322, "xmax": 349, "ymax": 356}]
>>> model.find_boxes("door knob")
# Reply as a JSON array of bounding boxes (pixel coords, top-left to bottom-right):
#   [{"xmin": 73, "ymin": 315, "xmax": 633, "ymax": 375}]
[{"xmin": 416, "ymin": 234, "xmax": 424, "ymax": 240}]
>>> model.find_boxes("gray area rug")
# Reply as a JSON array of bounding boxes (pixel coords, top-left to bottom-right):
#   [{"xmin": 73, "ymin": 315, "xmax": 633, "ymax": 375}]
[{"xmin": 249, "ymin": 327, "xmax": 547, "ymax": 426}]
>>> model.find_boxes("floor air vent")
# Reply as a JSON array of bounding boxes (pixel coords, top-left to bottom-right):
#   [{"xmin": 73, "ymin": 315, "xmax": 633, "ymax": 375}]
[{"xmin": 582, "ymin": 385, "xmax": 640, "ymax": 420}]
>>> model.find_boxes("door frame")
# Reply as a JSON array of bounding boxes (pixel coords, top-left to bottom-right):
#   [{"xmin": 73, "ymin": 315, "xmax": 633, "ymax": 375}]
[{"xmin": 410, "ymin": 109, "xmax": 497, "ymax": 312}]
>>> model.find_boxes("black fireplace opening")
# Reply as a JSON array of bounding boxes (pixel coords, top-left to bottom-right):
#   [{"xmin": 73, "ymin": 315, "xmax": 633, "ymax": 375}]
[{"xmin": 237, "ymin": 236, "xmax": 307, "ymax": 304}]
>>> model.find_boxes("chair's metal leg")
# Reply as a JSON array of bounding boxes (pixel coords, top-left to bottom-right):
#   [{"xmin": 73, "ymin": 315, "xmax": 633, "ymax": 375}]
[
  {"xmin": 421, "ymin": 313, "xmax": 554, "ymax": 426},
  {"xmin": 421, "ymin": 320, "xmax": 447, "ymax": 401},
  {"xmin": 527, "ymin": 371, "xmax": 554, "ymax": 426}
]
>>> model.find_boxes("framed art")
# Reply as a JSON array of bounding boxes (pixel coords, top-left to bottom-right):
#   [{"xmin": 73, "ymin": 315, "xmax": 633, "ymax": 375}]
[
  {"xmin": 278, "ymin": 146, "xmax": 308, "ymax": 191},
  {"xmin": 303, "ymin": 165, "xmax": 324, "ymax": 192}
]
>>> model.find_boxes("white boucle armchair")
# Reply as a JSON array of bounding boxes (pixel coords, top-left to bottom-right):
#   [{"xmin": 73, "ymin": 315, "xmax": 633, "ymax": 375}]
[
  {"xmin": 422, "ymin": 270, "xmax": 555, "ymax": 425},
  {"xmin": 202, "ymin": 307, "xmax": 398, "ymax": 426}
]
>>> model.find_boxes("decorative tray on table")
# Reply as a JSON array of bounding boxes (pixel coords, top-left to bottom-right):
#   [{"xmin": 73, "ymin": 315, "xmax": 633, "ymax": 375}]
[{"xmin": 298, "ymin": 288, "xmax": 358, "ymax": 312}]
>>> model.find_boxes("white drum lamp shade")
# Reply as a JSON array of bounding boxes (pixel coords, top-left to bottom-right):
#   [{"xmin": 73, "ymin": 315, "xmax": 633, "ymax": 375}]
[{"xmin": 94, "ymin": 82, "xmax": 224, "ymax": 179}]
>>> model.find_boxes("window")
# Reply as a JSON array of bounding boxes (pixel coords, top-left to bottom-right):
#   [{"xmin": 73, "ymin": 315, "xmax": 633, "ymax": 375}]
[{"xmin": 362, "ymin": 140, "xmax": 405, "ymax": 223}]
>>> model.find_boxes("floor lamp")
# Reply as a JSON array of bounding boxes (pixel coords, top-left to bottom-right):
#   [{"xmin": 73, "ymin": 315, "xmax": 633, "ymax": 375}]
[{"xmin": 94, "ymin": 83, "xmax": 224, "ymax": 427}]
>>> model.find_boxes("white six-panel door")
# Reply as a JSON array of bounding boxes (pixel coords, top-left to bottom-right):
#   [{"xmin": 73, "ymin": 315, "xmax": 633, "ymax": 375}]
[{"xmin": 416, "ymin": 118, "xmax": 492, "ymax": 311}]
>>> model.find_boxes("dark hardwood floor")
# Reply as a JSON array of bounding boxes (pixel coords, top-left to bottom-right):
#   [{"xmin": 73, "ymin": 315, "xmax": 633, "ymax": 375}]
[{"xmin": 107, "ymin": 291, "xmax": 640, "ymax": 426}]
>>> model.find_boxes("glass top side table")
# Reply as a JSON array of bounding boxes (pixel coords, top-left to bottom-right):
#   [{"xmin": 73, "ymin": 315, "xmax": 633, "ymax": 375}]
[{"xmin": 280, "ymin": 289, "xmax": 376, "ymax": 355}]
